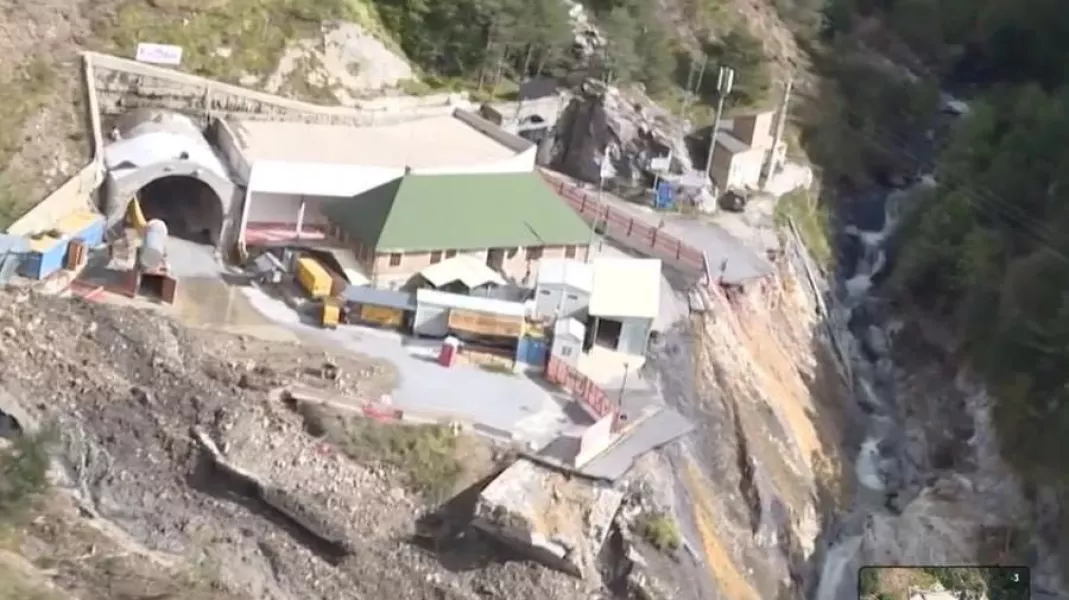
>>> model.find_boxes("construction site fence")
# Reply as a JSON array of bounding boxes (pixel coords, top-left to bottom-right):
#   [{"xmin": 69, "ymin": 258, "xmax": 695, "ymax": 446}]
[
  {"xmin": 545, "ymin": 355, "xmax": 615, "ymax": 421},
  {"xmin": 546, "ymin": 178, "xmax": 707, "ymax": 276}
]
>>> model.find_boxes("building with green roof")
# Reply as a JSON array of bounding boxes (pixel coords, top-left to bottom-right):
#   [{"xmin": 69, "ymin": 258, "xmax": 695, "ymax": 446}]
[{"xmin": 320, "ymin": 171, "xmax": 594, "ymax": 288}]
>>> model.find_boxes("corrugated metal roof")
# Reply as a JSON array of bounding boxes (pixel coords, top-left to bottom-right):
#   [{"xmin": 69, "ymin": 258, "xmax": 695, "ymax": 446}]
[
  {"xmin": 536, "ymin": 258, "xmax": 593, "ymax": 292},
  {"xmin": 321, "ymin": 172, "xmax": 594, "ymax": 253},
  {"xmin": 343, "ymin": 286, "xmax": 416, "ymax": 311},
  {"xmin": 420, "ymin": 255, "xmax": 505, "ymax": 289},
  {"xmin": 589, "ymin": 258, "xmax": 661, "ymax": 319},
  {"xmin": 326, "ymin": 249, "xmax": 371, "ymax": 287},
  {"xmin": 416, "ymin": 288, "xmax": 526, "ymax": 317}
]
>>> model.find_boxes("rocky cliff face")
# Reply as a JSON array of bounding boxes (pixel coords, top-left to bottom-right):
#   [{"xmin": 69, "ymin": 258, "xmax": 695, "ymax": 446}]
[
  {"xmin": 641, "ymin": 256, "xmax": 855, "ymax": 600},
  {"xmin": 546, "ymin": 81, "xmax": 698, "ymax": 191}
]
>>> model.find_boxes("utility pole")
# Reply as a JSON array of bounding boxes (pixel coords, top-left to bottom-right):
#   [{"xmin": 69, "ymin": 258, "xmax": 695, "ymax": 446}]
[
  {"xmin": 702, "ymin": 66, "xmax": 735, "ymax": 193},
  {"xmin": 761, "ymin": 76, "xmax": 794, "ymax": 188},
  {"xmin": 586, "ymin": 152, "xmax": 611, "ymax": 255}
]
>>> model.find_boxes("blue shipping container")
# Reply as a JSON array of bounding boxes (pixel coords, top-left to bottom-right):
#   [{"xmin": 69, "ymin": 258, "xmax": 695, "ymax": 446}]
[
  {"xmin": 0, "ymin": 234, "xmax": 28, "ymax": 285},
  {"xmin": 54, "ymin": 211, "xmax": 106, "ymax": 248},
  {"xmin": 19, "ymin": 237, "xmax": 69, "ymax": 280},
  {"xmin": 515, "ymin": 336, "xmax": 548, "ymax": 366}
]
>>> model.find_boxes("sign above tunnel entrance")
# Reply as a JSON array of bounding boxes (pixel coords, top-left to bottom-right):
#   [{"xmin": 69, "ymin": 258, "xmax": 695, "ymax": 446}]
[{"xmin": 135, "ymin": 43, "xmax": 184, "ymax": 66}]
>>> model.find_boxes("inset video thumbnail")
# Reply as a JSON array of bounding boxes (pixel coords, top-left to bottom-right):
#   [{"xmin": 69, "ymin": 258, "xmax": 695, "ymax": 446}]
[{"xmin": 859, "ymin": 565, "xmax": 1030, "ymax": 599}]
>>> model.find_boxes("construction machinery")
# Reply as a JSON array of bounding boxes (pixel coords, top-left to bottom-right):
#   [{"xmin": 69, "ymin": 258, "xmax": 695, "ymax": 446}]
[{"xmin": 125, "ymin": 198, "xmax": 179, "ymax": 303}]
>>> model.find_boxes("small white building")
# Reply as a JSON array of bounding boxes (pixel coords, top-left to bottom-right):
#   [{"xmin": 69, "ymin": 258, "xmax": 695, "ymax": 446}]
[
  {"xmin": 551, "ymin": 318, "xmax": 586, "ymax": 367},
  {"xmin": 587, "ymin": 258, "xmax": 661, "ymax": 359},
  {"xmin": 533, "ymin": 258, "xmax": 594, "ymax": 320}
]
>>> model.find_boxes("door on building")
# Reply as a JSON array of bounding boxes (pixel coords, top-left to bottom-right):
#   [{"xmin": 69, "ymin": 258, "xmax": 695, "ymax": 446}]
[{"xmin": 486, "ymin": 248, "xmax": 505, "ymax": 271}]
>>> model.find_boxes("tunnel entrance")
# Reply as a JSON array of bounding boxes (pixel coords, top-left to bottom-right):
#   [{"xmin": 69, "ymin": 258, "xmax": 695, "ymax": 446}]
[{"xmin": 137, "ymin": 176, "xmax": 224, "ymax": 245}]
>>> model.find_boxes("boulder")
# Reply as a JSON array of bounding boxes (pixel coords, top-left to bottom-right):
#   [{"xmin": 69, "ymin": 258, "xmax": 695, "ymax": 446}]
[{"xmin": 546, "ymin": 81, "xmax": 698, "ymax": 192}]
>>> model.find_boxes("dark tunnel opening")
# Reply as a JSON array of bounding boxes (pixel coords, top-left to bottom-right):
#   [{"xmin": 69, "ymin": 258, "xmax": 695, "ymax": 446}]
[{"xmin": 137, "ymin": 176, "xmax": 224, "ymax": 245}]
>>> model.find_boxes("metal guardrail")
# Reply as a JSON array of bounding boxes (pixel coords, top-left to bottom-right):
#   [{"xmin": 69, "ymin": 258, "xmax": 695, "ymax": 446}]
[{"xmin": 548, "ymin": 178, "xmax": 706, "ymax": 275}]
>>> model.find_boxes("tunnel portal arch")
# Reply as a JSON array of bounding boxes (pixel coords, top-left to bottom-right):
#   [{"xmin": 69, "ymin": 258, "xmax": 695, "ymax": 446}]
[{"xmin": 102, "ymin": 110, "xmax": 238, "ymax": 249}]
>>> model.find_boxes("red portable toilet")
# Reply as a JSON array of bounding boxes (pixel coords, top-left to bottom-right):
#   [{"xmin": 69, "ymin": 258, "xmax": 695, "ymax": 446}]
[{"xmin": 438, "ymin": 336, "xmax": 460, "ymax": 367}]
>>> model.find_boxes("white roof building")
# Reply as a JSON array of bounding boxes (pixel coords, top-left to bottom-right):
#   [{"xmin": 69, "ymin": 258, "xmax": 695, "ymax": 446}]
[
  {"xmin": 536, "ymin": 258, "xmax": 594, "ymax": 292},
  {"xmin": 589, "ymin": 258, "xmax": 661, "ymax": 320},
  {"xmin": 221, "ymin": 109, "xmax": 539, "ymax": 249}
]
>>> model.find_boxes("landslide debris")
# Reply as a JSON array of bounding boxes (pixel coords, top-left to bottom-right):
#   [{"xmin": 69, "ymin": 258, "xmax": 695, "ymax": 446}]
[{"xmin": 0, "ymin": 290, "xmax": 590, "ymax": 599}]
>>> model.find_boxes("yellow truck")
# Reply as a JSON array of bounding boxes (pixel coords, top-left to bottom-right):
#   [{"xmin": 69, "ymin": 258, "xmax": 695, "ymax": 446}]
[
  {"xmin": 296, "ymin": 257, "xmax": 332, "ymax": 299},
  {"xmin": 321, "ymin": 299, "xmax": 341, "ymax": 329}
]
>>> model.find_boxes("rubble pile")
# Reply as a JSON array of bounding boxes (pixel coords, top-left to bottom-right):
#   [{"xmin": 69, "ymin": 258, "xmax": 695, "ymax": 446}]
[{"xmin": 0, "ymin": 290, "xmax": 592, "ymax": 599}]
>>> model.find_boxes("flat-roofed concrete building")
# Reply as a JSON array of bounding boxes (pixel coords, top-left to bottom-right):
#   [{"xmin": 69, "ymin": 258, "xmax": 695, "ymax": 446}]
[
  {"xmin": 215, "ymin": 109, "xmax": 537, "ymax": 249},
  {"xmin": 587, "ymin": 258, "xmax": 662, "ymax": 360}
]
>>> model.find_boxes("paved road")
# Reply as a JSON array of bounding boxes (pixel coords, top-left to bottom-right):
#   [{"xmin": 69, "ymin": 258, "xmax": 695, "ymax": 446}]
[
  {"xmin": 546, "ymin": 170, "xmax": 775, "ymax": 284},
  {"xmin": 240, "ymin": 286, "xmax": 583, "ymax": 448}
]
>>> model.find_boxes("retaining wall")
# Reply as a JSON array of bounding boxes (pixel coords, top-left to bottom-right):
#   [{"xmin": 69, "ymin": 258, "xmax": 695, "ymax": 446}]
[
  {"xmin": 89, "ymin": 52, "xmax": 469, "ymax": 126},
  {"xmin": 7, "ymin": 54, "xmax": 104, "ymax": 236}
]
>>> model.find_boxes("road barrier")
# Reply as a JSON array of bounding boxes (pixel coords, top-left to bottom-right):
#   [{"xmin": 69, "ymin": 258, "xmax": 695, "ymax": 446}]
[
  {"xmin": 544, "ymin": 176, "xmax": 707, "ymax": 276},
  {"xmin": 545, "ymin": 355, "xmax": 614, "ymax": 420},
  {"xmin": 361, "ymin": 403, "xmax": 403, "ymax": 422}
]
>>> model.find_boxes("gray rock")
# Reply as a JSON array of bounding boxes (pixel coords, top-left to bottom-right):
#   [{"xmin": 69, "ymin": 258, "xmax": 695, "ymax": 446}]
[{"xmin": 546, "ymin": 81, "xmax": 697, "ymax": 191}]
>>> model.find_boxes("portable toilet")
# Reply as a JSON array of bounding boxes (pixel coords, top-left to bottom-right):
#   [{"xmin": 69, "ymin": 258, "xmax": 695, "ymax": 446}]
[{"xmin": 438, "ymin": 336, "xmax": 460, "ymax": 367}]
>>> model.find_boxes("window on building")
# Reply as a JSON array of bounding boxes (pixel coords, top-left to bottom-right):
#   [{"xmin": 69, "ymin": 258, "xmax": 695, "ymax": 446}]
[
  {"xmin": 540, "ymin": 290, "xmax": 552, "ymax": 296},
  {"xmin": 389, "ymin": 253, "xmax": 402, "ymax": 266},
  {"xmin": 561, "ymin": 346, "xmax": 573, "ymax": 357},
  {"xmin": 445, "ymin": 249, "xmax": 457, "ymax": 258},
  {"xmin": 567, "ymin": 294, "xmax": 578, "ymax": 301},
  {"xmin": 430, "ymin": 251, "xmax": 442, "ymax": 264},
  {"xmin": 565, "ymin": 245, "xmax": 577, "ymax": 259},
  {"xmin": 526, "ymin": 247, "xmax": 543, "ymax": 260}
]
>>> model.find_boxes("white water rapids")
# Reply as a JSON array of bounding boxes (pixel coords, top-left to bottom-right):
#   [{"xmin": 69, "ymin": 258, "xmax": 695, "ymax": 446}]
[{"xmin": 813, "ymin": 185, "xmax": 904, "ymax": 600}]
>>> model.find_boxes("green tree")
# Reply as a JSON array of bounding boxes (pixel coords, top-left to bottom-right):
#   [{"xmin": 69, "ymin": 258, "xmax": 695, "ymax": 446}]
[
  {"xmin": 703, "ymin": 27, "xmax": 771, "ymax": 108},
  {"xmin": 600, "ymin": 6, "xmax": 642, "ymax": 83}
]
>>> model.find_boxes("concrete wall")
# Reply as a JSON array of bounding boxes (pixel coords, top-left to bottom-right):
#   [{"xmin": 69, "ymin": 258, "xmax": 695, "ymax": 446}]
[
  {"xmin": 90, "ymin": 52, "xmax": 469, "ymax": 126},
  {"xmin": 450, "ymin": 109, "xmax": 532, "ymax": 154},
  {"xmin": 246, "ymin": 193, "xmax": 332, "ymax": 227},
  {"xmin": 211, "ymin": 119, "xmax": 252, "ymax": 183},
  {"xmin": 7, "ymin": 163, "xmax": 101, "ymax": 236},
  {"xmin": 104, "ymin": 161, "xmax": 239, "ymax": 246},
  {"xmin": 7, "ymin": 54, "xmax": 104, "ymax": 236},
  {"xmin": 534, "ymin": 284, "xmax": 590, "ymax": 320},
  {"xmin": 574, "ymin": 413, "xmax": 616, "ymax": 467},
  {"xmin": 713, "ymin": 146, "xmax": 765, "ymax": 191},
  {"xmin": 617, "ymin": 316, "xmax": 652, "ymax": 357},
  {"xmin": 369, "ymin": 244, "xmax": 588, "ymax": 289}
]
